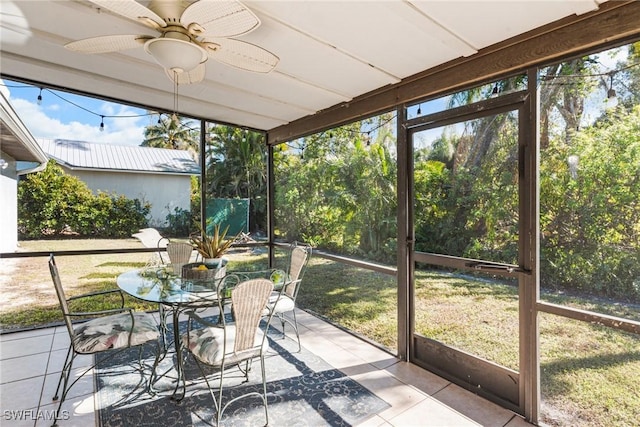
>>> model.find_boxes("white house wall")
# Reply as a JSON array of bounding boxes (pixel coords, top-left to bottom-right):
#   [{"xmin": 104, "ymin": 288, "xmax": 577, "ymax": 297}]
[
  {"xmin": 68, "ymin": 169, "xmax": 191, "ymax": 228},
  {"xmin": 0, "ymin": 152, "xmax": 18, "ymax": 253}
]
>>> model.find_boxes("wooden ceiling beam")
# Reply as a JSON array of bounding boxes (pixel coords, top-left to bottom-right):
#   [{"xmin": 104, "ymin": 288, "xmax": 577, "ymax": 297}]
[{"xmin": 268, "ymin": 0, "xmax": 640, "ymax": 145}]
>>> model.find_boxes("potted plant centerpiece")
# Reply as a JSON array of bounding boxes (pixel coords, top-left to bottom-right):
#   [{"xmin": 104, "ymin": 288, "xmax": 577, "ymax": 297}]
[
  {"xmin": 182, "ymin": 223, "xmax": 238, "ymax": 280},
  {"xmin": 189, "ymin": 222, "xmax": 237, "ymax": 268}
]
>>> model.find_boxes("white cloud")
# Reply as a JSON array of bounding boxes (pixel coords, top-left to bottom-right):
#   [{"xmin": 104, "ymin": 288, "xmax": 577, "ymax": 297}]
[{"xmin": 8, "ymin": 95, "xmax": 147, "ymax": 146}]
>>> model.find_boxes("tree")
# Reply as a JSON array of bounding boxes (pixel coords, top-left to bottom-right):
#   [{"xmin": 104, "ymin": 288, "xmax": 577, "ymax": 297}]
[
  {"xmin": 205, "ymin": 125, "xmax": 267, "ymax": 233},
  {"xmin": 141, "ymin": 114, "xmax": 199, "ymax": 158},
  {"xmin": 273, "ymin": 114, "xmax": 398, "ymax": 262},
  {"xmin": 540, "ymin": 105, "xmax": 640, "ymax": 300}
]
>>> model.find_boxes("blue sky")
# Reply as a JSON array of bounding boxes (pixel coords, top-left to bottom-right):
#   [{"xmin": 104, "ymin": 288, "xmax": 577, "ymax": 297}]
[{"xmin": 1, "ymin": 79, "xmax": 153, "ymax": 146}]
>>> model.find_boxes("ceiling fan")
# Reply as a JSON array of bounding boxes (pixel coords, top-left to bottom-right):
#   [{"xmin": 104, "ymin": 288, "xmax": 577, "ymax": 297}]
[{"xmin": 65, "ymin": 0, "xmax": 279, "ymax": 84}]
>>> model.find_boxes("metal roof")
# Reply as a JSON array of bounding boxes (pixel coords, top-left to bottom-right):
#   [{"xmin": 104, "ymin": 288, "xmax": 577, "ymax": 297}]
[{"xmin": 38, "ymin": 138, "xmax": 200, "ymax": 175}]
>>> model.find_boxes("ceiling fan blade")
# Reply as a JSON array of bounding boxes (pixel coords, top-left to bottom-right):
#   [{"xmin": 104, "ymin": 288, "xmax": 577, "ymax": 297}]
[
  {"xmin": 165, "ymin": 63, "xmax": 206, "ymax": 85},
  {"xmin": 89, "ymin": 0, "xmax": 166, "ymax": 29},
  {"xmin": 205, "ymin": 38, "xmax": 278, "ymax": 73},
  {"xmin": 65, "ymin": 35, "xmax": 153, "ymax": 53},
  {"xmin": 181, "ymin": 0, "xmax": 259, "ymax": 38}
]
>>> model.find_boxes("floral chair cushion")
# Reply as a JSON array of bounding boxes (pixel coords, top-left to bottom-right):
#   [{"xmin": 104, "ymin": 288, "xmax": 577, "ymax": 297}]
[
  {"xmin": 72, "ymin": 312, "xmax": 159, "ymax": 353},
  {"xmin": 181, "ymin": 325, "xmax": 267, "ymax": 367}
]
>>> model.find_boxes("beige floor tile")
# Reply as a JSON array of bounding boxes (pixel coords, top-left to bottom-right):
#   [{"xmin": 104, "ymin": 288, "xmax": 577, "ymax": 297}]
[
  {"xmin": 1, "ymin": 352, "xmax": 50, "ymax": 384},
  {"xmin": 51, "ymin": 332, "xmax": 70, "ymax": 352},
  {"xmin": 1, "ymin": 375, "xmax": 45, "ymax": 411},
  {"xmin": 349, "ymin": 368, "xmax": 428, "ymax": 421},
  {"xmin": 0, "ymin": 410, "xmax": 38, "ymax": 427},
  {"xmin": 383, "ymin": 361, "xmax": 450, "ymax": 396},
  {"xmin": 0, "ymin": 334, "xmax": 54, "ymax": 360},
  {"xmin": 431, "ymin": 383, "xmax": 516, "ymax": 427},
  {"xmin": 387, "ymin": 395, "xmax": 481, "ymax": 426},
  {"xmin": 356, "ymin": 414, "xmax": 393, "ymax": 427},
  {"xmin": 40, "ymin": 368, "xmax": 95, "ymax": 408},
  {"xmin": 0, "ymin": 312, "xmax": 537, "ymax": 427},
  {"xmin": 46, "ymin": 349, "xmax": 93, "ymax": 375},
  {"xmin": 36, "ymin": 394, "xmax": 97, "ymax": 427},
  {"xmin": 1, "ymin": 328, "xmax": 53, "ymax": 343}
]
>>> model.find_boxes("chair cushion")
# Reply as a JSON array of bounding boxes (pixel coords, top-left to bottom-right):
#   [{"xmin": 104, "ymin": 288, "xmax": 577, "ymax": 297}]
[
  {"xmin": 182, "ymin": 325, "xmax": 266, "ymax": 367},
  {"xmin": 72, "ymin": 312, "xmax": 158, "ymax": 353},
  {"xmin": 268, "ymin": 293, "xmax": 295, "ymax": 314}
]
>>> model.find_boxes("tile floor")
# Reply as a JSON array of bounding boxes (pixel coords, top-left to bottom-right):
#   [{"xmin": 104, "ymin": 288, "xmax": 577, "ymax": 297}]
[{"xmin": 1, "ymin": 309, "xmax": 534, "ymax": 427}]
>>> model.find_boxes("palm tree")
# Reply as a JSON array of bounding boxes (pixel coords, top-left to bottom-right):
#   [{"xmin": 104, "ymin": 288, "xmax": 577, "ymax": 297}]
[
  {"xmin": 141, "ymin": 114, "xmax": 199, "ymax": 159},
  {"xmin": 205, "ymin": 125, "xmax": 267, "ymax": 232}
]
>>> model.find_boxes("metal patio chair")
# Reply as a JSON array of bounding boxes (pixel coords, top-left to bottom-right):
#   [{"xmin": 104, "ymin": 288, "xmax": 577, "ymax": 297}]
[
  {"xmin": 181, "ymin": 277, "xmax": 277, "ymax": 426},
  {"xmin": 265, "ymin": 242, "xmax": 311, "ymax": 352},
  {"xmin": 48, "ymin": 254, "xmax": 159, "ymax": 426}
]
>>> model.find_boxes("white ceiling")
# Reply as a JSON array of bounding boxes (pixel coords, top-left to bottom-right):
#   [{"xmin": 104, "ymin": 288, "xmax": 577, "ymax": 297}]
[{"xmin": 0, "ymin": 0, "xmax": 608, "ymax": 132}]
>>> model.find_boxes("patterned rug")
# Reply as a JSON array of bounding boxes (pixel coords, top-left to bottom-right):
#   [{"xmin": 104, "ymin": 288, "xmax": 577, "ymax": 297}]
[{"xmin": 95, "ymin": 319, "xmax": 390, "ymax": 427}]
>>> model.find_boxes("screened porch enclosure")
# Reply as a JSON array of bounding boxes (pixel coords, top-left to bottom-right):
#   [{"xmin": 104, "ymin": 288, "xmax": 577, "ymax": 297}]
[{"xmin": 2, "ymin": 2, "xmax": 640, "ymax": 426}]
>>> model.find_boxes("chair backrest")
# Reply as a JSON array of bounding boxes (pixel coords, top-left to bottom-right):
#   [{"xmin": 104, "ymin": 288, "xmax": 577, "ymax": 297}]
[
  {"xmin": 284, "ymin": 243, "xmax": 311, "ymax": 299},
  {"xmin": 48, "ymin": 254, "xmax": 75, "ymax": 340},
  {"xmin": 166, "ymin": 242, "xmax": 193, "ymax": 274},
  {"xmin": 230, "ymin": 278, "xmax": 274, "ymax": 354}
]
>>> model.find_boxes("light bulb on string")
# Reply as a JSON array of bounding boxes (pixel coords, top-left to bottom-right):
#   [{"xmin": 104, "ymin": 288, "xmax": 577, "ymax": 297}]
[
  {"xmin": 99, "ymin": 116, "xmax": 105, "ymax": 132},
  {"xmin": 417, "ymin": 104, "xmax": 422, "ymax": 115},
  {"xmin": 37, "ymin": 88, "xmax": 43, "ymax": 106}
]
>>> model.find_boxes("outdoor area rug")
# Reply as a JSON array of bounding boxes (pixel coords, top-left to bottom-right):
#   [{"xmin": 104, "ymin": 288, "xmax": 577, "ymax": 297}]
[{"xmin": 95, "ymin": 318, "xmax": 390, "ymax": 426}]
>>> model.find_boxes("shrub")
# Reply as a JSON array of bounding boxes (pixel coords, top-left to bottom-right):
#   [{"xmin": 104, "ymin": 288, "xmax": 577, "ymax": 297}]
[
  {"xmin": 164, "ymin": 206, "xmax": 192, "ymax": 237},
  {"xmin": 18, "ymin": 160, "xmax": 149, "ymax": 239}
]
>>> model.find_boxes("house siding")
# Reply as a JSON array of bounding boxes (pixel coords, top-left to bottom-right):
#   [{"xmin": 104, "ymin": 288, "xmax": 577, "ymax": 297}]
[
  {"xmin": 37, "ymin": 139, "xmax": 199, "ymax": 228},
  {"xmin": 66, "ymin": 169, "xmax": 191, "ymax": 228},
  {"xmin": 0, "ymin": 153, "xmax": 18, "ymax": 253}
]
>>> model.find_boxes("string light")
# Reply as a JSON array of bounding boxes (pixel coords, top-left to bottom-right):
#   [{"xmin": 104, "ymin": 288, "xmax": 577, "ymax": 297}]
[
  {"xmin": 1, "ymin": 82, "xmax": 166, "ymax": 127},
  {"xmin": 99, "ymin": 116, "xmax": 104, "ymax": 132},
  {"xmin": 417, "ymin": 104, "xmax": 422, "ymax": 115}
]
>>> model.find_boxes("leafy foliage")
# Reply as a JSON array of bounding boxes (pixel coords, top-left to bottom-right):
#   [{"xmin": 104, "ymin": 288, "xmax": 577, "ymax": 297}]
[
  {"xmin": 274, "ymin": 114, "xmax": 397, "ymax": 262},
  {"xmin": 164, "ymin": 206, "xmax": 192, "ymax": 237},
  {"xmin": 141, "ymin": 114, "xmax": 199, "ymax": 155},
  {"xmin": 205, "ymin": 125, "xmax": 267, "ymax": 233},
  {"xmin": 18, "ymin": 160, "xmax": 149, "ymax": 238},
  {"xmin": 540, "ymin": 106, "xmax": 640, "ymax": 300},
  {"xmin": 189, "ymin": 222, "xmax": 237, "ymax": 259}
]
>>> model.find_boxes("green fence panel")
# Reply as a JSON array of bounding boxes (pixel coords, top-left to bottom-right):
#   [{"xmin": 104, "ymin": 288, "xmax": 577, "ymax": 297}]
[{"xmin": 206, "ymin": 198, "xmax": 249, "ymax": 236}]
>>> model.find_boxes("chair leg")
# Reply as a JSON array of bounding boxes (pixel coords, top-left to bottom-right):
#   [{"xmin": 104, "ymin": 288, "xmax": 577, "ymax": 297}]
[
  {"xmin": 52, "ymin": 346, "xmax": 75, "ymax": 427},
  {"xmin": 216, "ymin": 363, "xmax": 226, "ymax": 426},
  {"xmin": 277, "ymin": 310, "xmax": 301, "ymax": 353},
  {"xmin": 260, "ymin": 355, "xmax": 269, "ymax": 426},
  {"xmin": 290, "ymin": 309, "xmax": 301, "ymax": 353}
]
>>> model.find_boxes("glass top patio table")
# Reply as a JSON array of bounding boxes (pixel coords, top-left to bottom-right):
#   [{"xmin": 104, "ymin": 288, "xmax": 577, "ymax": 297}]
[
  {"xmin": 116, "ymin": 268, "xmax": 225, "ymax": 306},
  {"xmin": 117, "ymin": 267, "xmax": 229, "ymax": 400}
]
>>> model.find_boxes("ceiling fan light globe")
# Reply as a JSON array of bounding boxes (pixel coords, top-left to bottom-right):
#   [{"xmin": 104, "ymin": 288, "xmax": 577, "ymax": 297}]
[{"xmin": 144, "ymin": 38, "xmax": 207, "ymax": 73}]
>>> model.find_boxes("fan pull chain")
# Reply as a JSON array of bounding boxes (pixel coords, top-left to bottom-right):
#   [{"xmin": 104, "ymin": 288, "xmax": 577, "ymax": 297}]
[{"xmin": 172, "ymin": 70, "xmax": 179, "ymax": 122}]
